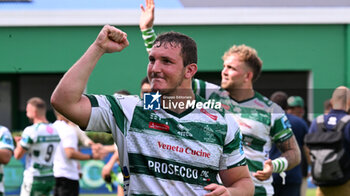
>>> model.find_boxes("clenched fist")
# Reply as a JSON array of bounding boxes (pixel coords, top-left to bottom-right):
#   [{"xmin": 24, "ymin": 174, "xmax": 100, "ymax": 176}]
[{"xmin": 94, "ymin": 24, "xmax": 129, "ymax": 53}]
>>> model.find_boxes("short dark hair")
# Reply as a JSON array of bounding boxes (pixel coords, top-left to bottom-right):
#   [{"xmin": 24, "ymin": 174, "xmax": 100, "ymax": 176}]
[
  {"xmin": 27, "ymin": 97, "xmax": 46, "ymax": 110},
  {"xmin": 140, "ymin": 76, "xmax": 149, "ymax": 87},
  {"xmin": 153, "ymin": 31, "xmax": 197, "ymax": 67},
  {"xmin": 27, "ymin": 97, "xmax": 46, "ymax": 116},
  {"xmin": 270, "ymin": 91, "xmax": 288, "ymax": 110}
]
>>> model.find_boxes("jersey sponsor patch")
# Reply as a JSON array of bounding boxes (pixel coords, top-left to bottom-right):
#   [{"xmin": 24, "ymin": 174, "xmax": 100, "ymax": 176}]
[
  {"xmin": 157, "ymin": 141, "xmax": 211, "ymax": 158},
  {"xmin": 200, "ymin": 108, "xmax": 217, "ymax": 121},
  {"xmin": 221, "ymin": 103, "xmax": 230, "ymax": 110},
  {"xmin": 254, "ymin": 100, "xmax": 265, "ymax": 108},
  {"xmin": 149, "ymin": 122, "xmax": 170, "ymax": 131}
]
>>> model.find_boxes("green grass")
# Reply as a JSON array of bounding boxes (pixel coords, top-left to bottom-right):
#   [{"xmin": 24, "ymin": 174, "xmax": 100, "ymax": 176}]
[{"xmin": 80, "ymin": 188, "xmax": 317, "ymax": 196}]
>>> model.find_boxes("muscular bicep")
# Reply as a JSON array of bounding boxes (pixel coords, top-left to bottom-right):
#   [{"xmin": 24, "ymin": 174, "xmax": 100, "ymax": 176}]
[
  {"xmin": 219, "ymin": 165, "xmax": 254, "ymax": 196},
  {"xmin": 54, "ymin": 95, "xmax": 91, "ymax": 130},
  {"xmin": 219, "ymin": 165, "xmax": 251, "ymax": 187},
  {"xmin": 276, "ymin": 135, "xmax": 301, "ymax": 170}
]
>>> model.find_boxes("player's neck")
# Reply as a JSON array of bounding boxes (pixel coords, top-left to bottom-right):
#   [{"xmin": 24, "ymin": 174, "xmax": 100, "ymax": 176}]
[
  {"xmin": 228, "ymin": 83, "xmax": 255, "ymax": 102},
  {"xmin": 33, "ymin": 117, "xmax": 49, "ymax": 124},
  {"xmin": 229, "ymin": 89, "xmax": 254, "ymax": 102}
]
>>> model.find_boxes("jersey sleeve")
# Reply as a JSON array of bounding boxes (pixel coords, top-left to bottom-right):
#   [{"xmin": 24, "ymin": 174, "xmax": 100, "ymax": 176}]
[
  {"xmin": 72, "ymin": 124, "xmax": 92, "ymax": 147},
  {"xmin": 54, "ymin": 121, "xmax": 77, "ymax": 149},
  {"xmin": 219, "ymin": 112, "xmax": 246, "ymax": 170},
  {"xmin": 192, "ymin": 78, "xmax": 221, "ymax": 100},
  {"xmin": 270, "ymin": 103, "xmax": 294, "ymax": 143},
  {"xmin": 85, "ymin": 94, "xmax": 140, "ymax": 135},
  {"xmin": 20, "ymin": 127, "xmax": 36, "ymax": 150},
  {"xmin": 0, "ymin": 126, "xmax": 14, "ymax": 152}
]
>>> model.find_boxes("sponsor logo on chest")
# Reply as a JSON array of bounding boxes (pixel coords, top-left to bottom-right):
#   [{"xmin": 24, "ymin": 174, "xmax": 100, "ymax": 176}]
[{"xmin": 157, "ymin": 141, "xmax": 211, "ymax": 158}]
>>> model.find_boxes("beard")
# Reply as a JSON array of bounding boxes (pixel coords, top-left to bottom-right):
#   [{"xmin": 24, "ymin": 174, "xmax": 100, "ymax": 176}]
[{"xmin": 149, "ymin": 69, "xmax": 185, "ymax": 96}]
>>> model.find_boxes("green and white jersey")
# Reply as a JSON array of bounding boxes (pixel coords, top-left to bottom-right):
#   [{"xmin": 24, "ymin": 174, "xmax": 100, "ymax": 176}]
[
  {"xmin": 193, "ymin": 79, "xmax": 293, "ymax": 196},
  {"xmin": 20, "ymin": 123, "xmax": 60, "ymax": 183},
  {"xmin": 85, "ymin": 94, "xmax": 246, "ymax": 196},
  {"xmin": 0, "ymin": 125, "xmax": 14, "ymax": 193}
]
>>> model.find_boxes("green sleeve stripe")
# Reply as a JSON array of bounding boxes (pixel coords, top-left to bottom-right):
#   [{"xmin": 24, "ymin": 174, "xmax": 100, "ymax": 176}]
[
  {"xmin": 273, "ymin": 128, "xmax": 293, "ymax": 142},
  {"xmin": 85, "ymin": 94, "xmax": 99, "ymax": 107},
  {"xmin": 246, "ymin": 159, "xmax": 263, "ymax": 172},
  {"xmin": 255, "ymin": 186, "xmax": 267, "ymax": 196},
  {"xmin": 271, "ymin": 115, "xmax": 291, "ymax": 136},
  {"xmin": 27, "ymin": 137, "xmax": 34, "ymax": 144},
  {"xmin": 199, "ymin": 80, "xmax": 206, "ymax": 98},
  {"xmin": 141, "ymin": 28, "xmax": 155, "ymax": 36},
  {"xmin": 144, "ymin": 36, "xmax": 156, "ymax": 42},
  {"xmin": 141, "ymin": 28, "xmax": 156, "ymax": 52},
  {"xmin": 281, "ymin": 160, "xmax": 285, "ymax": 172},
  {"xmin": 223, "ymin": 130, "xmax": 240, "ymax": 154},
  {"xmin": 276, "ymin": 160, "xmax": 281, "ymax": 172},
  {"xmin": 106, "ymin": 95, "xmax": 126, "ymax": 135},
  {"xmin": 272, "ymin": 158, "xmax": 287, "ymax": 173},
  {"xmin": 192, "ymin": 79, "xmax": 198, "ymax": 94}
]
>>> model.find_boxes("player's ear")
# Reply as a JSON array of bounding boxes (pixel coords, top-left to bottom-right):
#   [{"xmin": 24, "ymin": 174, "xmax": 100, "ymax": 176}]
[
  {"xmin": 184, "ymin": 63, "xmax": 197, "ymax": 79},
  {"xmin": 245, "ymin": 70, "xmax": 253, "ymax": 82}
]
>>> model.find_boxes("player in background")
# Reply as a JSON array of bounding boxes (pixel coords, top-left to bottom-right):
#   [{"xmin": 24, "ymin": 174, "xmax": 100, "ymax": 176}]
[
  {"xmin": 0, "ymin": 125, "xmax": 14, "ymax": 196},
  {"xmin": 14, "ymin": 97, "xmax": 60, "ymax": 196}
]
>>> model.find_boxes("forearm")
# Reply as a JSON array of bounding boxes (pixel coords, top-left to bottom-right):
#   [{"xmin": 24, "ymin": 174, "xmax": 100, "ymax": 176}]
[
  {"xmin": 104, "ymin": 145, "xmax": 117, "ymax": 153},
  {"xmin": 74, "ymin": 126, "xmax": 93, "ymax": 147},
  {"xmin": 104, "ymin": 152, "xmax": 118, "ymax": 170},
  {"xmin": 303, "ymin": 145, "xmax": 311, "ymax": 165},
  {"xmin": 278, "ymin": 136, "xmax": 301, "ymax": 170},
  {"xmin": 14, "ymin": 147, "xmax": 25, "ymax": 160},
  {"xmin": 65, "ymin": 149, "xmax": 92, "ymax": 161}
]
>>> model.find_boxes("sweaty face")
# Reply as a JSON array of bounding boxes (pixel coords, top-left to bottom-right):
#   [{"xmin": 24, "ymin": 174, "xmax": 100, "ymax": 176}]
[
  {"xmin": 147, "ymin": 44, "xmax": 186, "ymax": 95},
  {"xmin": 26, "ymin": 103, "xmax": 36, "ymax": 122},
  {"xmin": 221, "ymin": 54, "xmax": 250, "ymax": 91}
]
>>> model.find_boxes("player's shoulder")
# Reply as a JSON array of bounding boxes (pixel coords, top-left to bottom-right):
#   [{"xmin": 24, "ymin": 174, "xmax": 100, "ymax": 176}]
[
  {"xmin": 193, "ymin": 78, "xmax": 223, "ymax": 97},
  {"xmin": 86, "ymin": 93, "xmax": 140, "ymax": 107},
  {"xmin": 22, "ymin": 124, "xmax": 36, "ymax": 134},
  {"xmin": 194, "ymin": 95, "xmax": 228, "ymax": 124},
  {"xmin": 0, "ymin": 125, "xmax": 13, "ymax": 142},
  {"xmin": 253, "ymin": 91, "xmax": 273, "ymax": 107},
  {"xmin": 0, "ymin": 125, "xmax": 10, "ymax": 134},
  {"xmin": 53, "ymin": 120, "xmax": 74, "ymax": 134}
]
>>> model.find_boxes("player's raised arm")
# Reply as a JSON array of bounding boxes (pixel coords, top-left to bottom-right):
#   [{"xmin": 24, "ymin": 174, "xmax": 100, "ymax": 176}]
[
  {"xmin": 140, "ymin": 0, "xmax": 155, "ymax": 31},
  {"xmin": 51, "ymin": 25, "xmax": 129, "ymax": 129},
  {"xmin": 140, "ymin": 0, "xmax": 156, "ymax": 53}
]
